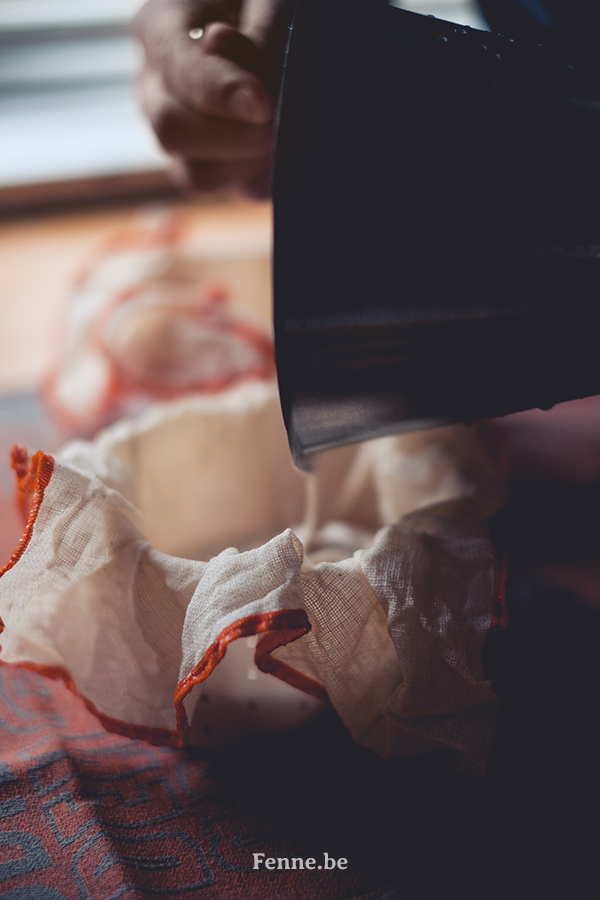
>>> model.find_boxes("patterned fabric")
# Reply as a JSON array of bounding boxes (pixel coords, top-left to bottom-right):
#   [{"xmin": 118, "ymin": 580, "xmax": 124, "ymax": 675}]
[
  {"xmin": 0, "ymin": 662, "xmax": 395, "ymax": 899},
  {"xmin": 0, "ymin": 386, "xmax": 509, "ymax": 897}
]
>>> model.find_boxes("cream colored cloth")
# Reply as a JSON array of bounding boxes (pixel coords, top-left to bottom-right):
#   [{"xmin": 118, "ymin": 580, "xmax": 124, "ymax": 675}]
[
  {"xmin": 0, "ymin": 380, "xmax": 507, "ymax": 773},
  {"xmin": 43, "ymin": 208, "xmax": 274, "ymax": 436}
]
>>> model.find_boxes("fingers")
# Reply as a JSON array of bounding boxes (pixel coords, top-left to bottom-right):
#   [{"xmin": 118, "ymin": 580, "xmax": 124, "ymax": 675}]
[
  {"xmin": 139, "ymin": 67, "xmax": 273, "ymax": 160},
  {"xmin": 132, "ymin": 0, "xmax": 284, "ymax": 197},
  {"xmin": 133, "ymin": 0, "xmax": 273, "ymax": 125},
  {"xmin": 168, "ymin": 23, "xmax": 273, "ymax": 124},
  {"xmin": 238, "ymin": 0, "xmax": 289, "ymax": 48}
]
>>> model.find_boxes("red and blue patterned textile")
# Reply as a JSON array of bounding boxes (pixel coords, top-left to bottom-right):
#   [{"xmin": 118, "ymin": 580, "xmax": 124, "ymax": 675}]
[{"xmin": 0, "ymin": 661, "xmax": 409, "ymax": 900}]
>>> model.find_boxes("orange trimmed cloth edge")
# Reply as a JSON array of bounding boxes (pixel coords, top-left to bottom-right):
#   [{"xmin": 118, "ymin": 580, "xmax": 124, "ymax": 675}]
[
  {"xmin": 0, "ymin": 612, "xmax": 326, "ymax": 751},
  {"xmin": 174, "ymin": 610, "xmax": 328, "ymax": 747},
  {"xmin": 0, "ymin": 447, "xmax": 55, "ymax": 637},
  {"xmin": 0, "ymin": 450, "xmax": 326, "ymax": 746},
  {"xmin": 0, "ymin": 449, "xmax": 55, "ymax": 642}
]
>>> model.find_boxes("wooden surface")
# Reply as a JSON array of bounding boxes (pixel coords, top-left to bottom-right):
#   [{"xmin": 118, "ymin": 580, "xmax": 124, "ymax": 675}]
[{"xmin": 0, "ymin": 198, "xmax": 273, "ymax": 392}]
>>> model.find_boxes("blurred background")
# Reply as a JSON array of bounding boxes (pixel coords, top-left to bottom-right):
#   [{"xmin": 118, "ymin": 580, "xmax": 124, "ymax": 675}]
[
  {"xmin": 0, "ymin": 0, "xmax": 487, "ymax": 213},
  {"xmin": 0, "ymin": 0, "xmax": 489, "ymax": 389},
  {"xmin": 0, "ymin": 0, "xmax": 166, "ymax": 210},
  {"xmin": 0, "ymin": 0, "xmax": 487, "ymax": 560}
]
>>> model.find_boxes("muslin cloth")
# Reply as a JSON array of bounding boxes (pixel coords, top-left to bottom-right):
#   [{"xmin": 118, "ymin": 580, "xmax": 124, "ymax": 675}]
[{"xmin": 0, "ymin": 380, "xmax": 507, "ymax": 773}]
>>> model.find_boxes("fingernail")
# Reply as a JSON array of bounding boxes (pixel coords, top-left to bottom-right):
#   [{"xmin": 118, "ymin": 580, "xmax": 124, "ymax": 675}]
[{"xmin": 229, "ymin": 86, "xmax": 270, "ymax": 124}]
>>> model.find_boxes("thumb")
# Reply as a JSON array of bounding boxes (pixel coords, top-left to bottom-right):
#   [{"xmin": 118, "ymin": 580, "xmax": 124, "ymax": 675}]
[
  {"xmin": 239, "ymin": 0, "xmax": 289, "ymax": 45},
  {"xmin": 238, "ymin": 0, "xmax": 292, "ymax": 98}
]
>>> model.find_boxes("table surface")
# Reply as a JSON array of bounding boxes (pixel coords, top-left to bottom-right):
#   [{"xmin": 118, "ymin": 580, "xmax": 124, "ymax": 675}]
[
  {"xmin": 0, "ymin": 197, "xmax": 273, "ymax": 563},
  {"xmin": 0, "ymin": 198, "xmax": 273, "ymax": 393}
]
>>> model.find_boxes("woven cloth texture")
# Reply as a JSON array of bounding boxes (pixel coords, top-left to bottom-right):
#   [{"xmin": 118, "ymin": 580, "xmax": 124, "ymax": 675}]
[
  {"xmin": 0, "ymin": 381, "xmax": 507, "ymax": 773},
  {"xmin": 0, "ymin": 662, "xmax": 404, "ymax": 899}
]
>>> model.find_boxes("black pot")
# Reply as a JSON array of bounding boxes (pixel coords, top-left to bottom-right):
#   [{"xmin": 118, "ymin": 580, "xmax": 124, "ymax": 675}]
[{"xmin": 273, "ymin": 0, "xmax": 600, "ymax": 468}]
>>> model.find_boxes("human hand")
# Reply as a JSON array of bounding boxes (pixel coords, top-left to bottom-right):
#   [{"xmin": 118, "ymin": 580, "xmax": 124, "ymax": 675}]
[{"xmin": 133, "ymin": 0, "xmax": 289, "ymax": 198}]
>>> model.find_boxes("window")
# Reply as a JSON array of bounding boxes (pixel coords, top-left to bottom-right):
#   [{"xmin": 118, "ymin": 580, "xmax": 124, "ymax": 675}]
[
  {"xmin": 0, "ymin": 0, "xmax": 169, "ymax": 211},
  {"xmin": 0, "ymin": 0, "xmax": 490, "ymax": 212}
]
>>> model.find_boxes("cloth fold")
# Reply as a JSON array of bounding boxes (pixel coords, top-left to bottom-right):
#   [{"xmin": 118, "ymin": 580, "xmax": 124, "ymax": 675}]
[{"xmin": 0, "ymin": 381, "xmax": 507, "ymax": 773}]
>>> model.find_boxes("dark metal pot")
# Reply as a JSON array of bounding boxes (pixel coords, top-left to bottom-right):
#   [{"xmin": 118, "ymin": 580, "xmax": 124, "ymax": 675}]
[{"xmin": 273, "ymin": 0, "xmax": 600, "ymax": 468}]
